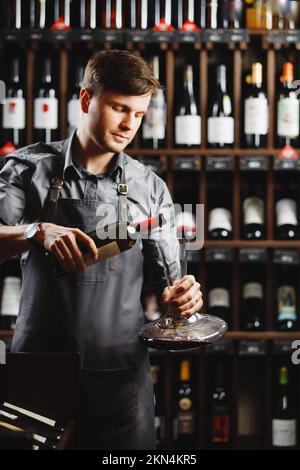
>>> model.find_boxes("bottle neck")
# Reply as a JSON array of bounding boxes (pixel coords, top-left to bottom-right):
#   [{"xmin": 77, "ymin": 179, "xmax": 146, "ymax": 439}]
[
  {"xmin": 216, "ymin": 66, "xmax": 227, "ymax": 94},
  {"xmin": 184, "ymin": 65, "xmax": 195, "ymax": 99},
  {"xmin": 42, "ymin": 59, "xmax": 52, "ymax": 84},
  {"xmin": 10, "ymin": 59, "xmax": 20, "ymax": 84},
  {"xmin": 279, "ymin": 367, "xmax": 288, "ymax": 386}
]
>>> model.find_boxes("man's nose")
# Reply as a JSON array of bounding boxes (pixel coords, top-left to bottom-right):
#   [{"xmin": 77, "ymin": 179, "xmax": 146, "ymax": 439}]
[{"xmin": 120, "ymin": 114, "xmax": 134, "ymax": 130}]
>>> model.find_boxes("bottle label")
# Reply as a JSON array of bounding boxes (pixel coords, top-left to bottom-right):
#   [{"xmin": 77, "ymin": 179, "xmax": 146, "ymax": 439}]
[
  {"xmin": 212, "ymin": 415, "xmax": 230, "ymax": 443},
  {"xmin": 34, "ymin": 98, "xmax": 58, "ymax": 129},
  {"xmin": 278, "ymin": 286, "xmax": 297, "ymax": 321},
  {"xmin": 272, "ymin": 419, "xmax": 296, "ymax": 447},
  {"xmin": 245, "ymin": 97, "xmax": 268, "ymax": 135},
  {"xmin": 142, "ymin": 97, "xmax": 166, "ymax": 140},
  {"xmin": 175, "ymin": 115, "xmax": 201, "ymax": 145},
  {"xmin": 67, "ymin": 98, "xmax": 82, "ymax": 129},
  {"xmin": 208, "ymin": 117, "xmax": 234, "ymax": 144},
  {"xmin": 209, "ymin": 288, "xmax": 230, "ymax": 308},
  {"xmin": 177, "ymin": 411, "xmax": 195, "ymax": 434},
  {"xmin": 243, "ymin": 282, "xmax": 263, "ymax": 300},
  {"xmin": 243, "ymin": 197, "xmax": 264, "ymax": 225},
  {"xmin": 276, "ymin": 199, "xmax": 298, "ymax": 227},
  {"xmin": 208, "ymin": 208, "xmax": 232, "ymax": 232},
  {"xmin": 3, "ymin": 98, "xmax": 25, "ymax": 129},
  {"xmin": 278, "ymin": 97, "xmax": 299, "ymax": 138}
]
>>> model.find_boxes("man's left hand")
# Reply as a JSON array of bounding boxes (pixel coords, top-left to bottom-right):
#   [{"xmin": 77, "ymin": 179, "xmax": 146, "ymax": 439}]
[{"xmin": 161, "ymin": 275, "xmax": 203, "ymax": 318}]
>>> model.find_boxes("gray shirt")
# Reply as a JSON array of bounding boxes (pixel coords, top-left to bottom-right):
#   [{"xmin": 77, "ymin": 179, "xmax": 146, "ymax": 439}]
[{"xmin": 0, "ymin": 132, "xmax": 180, "ymax": 304}]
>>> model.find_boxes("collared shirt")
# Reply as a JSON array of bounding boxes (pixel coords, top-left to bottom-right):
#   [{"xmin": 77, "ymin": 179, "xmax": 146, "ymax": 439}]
[{"xmin": 0, "ymin": 132, "xmax": 180, "ymax": 301}]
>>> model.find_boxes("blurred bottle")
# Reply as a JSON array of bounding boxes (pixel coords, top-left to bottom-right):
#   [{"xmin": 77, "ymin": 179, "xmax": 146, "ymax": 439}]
[
  {"xmin": 142, "ymin": 56, "xmax": 166, "ymax": 149},
  {"xmin": 208, "ymin": 362, "xmax": 231, "ymax": 449},
  {"xmin": 174, "ymin": 359, "xmax": 196, "ymax": 449},
  {"xmin": 2, "ymin": 57, "xmax": 26, "ymax": 150},
  {"xmin": 276, "ymin": 265, "xmax": 298, "ymax": 331},
  {"xmin": 67, "ymin": 62, "xmax": 84, "ymax": 136},
  {"xmin": 207, "ymin": 64, "xmax": 234, "ymax": 148},
  {"xmin": 244, "ymin": 63, "xmax": 268, "ymax": 148},
  {"xmin": 277, "ymin": 62, "xmax": 299, "ymax": 149},
  {"xmin": 175, "ymin": 64, "xmax": 201, "ymax": 147},
  {"xmin": 218, "ymin": 0, "xmax": 244, "ymax": 29},
  {"xmin": 272, "ymin": 366, "xmax": 297, "ymax": 449}
]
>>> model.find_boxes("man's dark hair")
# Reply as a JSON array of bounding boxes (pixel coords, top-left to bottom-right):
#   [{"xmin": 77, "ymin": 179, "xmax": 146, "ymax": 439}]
[{"xmin": 82, "ymin": 49, "xmax": 163, "ymax": 97}]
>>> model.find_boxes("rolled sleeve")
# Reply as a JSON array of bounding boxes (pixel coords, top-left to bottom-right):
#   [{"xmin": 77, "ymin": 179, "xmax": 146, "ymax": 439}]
[{"xmin": 0, "ymin": 157, "xmax": 34, "ymax": 226}]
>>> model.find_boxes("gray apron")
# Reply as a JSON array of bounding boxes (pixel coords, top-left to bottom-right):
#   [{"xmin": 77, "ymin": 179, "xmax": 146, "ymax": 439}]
[{"xmin": 11, "ymin": 151, "xmax": 155, "ymax": 450}]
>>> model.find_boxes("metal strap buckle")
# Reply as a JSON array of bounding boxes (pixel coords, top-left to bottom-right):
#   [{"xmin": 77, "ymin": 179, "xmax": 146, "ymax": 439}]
[
  {"xmin": 51, "ymin": 177, "xmax": 64, "ymax": 189},
  {"xmin": 117, "ymin": 183, "xmax": 128, "ymax": 195}
]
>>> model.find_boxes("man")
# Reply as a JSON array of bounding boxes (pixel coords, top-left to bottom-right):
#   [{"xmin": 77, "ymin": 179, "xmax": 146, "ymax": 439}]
[{"xmin": 0, "ymin": 50, "xmax": 203, "ymax": 449}]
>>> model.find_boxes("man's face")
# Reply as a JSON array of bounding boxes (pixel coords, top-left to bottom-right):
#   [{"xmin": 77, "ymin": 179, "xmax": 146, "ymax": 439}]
[{"xmin": 81, "ymin": 89, "xmax": 152, "ymax": 153}]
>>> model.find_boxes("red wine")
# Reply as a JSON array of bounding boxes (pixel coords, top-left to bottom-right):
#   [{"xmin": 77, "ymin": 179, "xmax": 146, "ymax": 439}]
[
  {"xmin": 33, "ymin": 57, "xmax": 59, "ymax": 144},
  {"xmin": 244, "ymin": 63, "xmax": 268, "ymax": 148},
  {"xmin": 207, "ymin": 64, "xmax": 234, "ymax": 148},
  {"xmin": 2, "ymin": 57, "xmax": 26, "ymax": 150},
  {"xmin": 277, "ymin": 62, "xmax": 299, "ymax": 149}
]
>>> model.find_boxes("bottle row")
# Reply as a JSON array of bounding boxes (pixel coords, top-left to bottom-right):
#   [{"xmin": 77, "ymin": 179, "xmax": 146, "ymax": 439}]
[
  {"xmin": 151, "ymin": 356, "xmax": 299, "ymax": 450},
  {"xmin": 0, "ymin": 0, "xmax": 299, "ymax": 32},
  {"xmin": 2, "ymin": 54, "xmax": 300, "ymax": 153},
  {"xmin": 144, "ymin": 260, "xmax": 300, "ymax": 331}
]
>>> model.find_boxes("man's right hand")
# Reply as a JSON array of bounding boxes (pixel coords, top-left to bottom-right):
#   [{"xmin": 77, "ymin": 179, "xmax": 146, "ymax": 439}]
[{"xmin": 36, "ymin": 223, "xmax": 98, "ymax": 272}]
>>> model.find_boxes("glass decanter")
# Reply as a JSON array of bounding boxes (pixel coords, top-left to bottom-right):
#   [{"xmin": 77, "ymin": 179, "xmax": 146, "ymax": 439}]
[{"xmin": 138, "ymin": 238, "xmax": 228, "ymax": 351}]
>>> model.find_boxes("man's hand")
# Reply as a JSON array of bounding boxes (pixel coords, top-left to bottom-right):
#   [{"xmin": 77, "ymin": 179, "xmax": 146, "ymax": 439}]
[
  {"xmin": 36, "ymin": 222, "xmax": 98, "ymax": 272},
  {"xmin": 161, "ymin": 275, "xmax": 203, "ymax": 318}
]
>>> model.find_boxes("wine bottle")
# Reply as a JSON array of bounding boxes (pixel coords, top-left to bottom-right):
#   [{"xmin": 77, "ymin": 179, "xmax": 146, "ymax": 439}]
[
  {"xmin": 199, "ymin": 0, "xmax": 206, "ymax": 28},
  {"xmin": 174, "ymin": 359, "xmax": 195, "ymax": 449},
  {"xmin": 241, "ymin": 281, "xmax": 264, "ymax": 331},
  {"xmin": 78, "ymin": 0, "xmax": 99, "ymax": 29},
  {"xmin": 277, "ymin": 62, "xmax": 299, "ymax": 149},
  {"xmin": 246, "ymin": 0, "xmax": 270, "ymax": 29},
  {"xmin": 33, "ymin": 57, "xmax": 59, "ymax": 144},
  {"xmin": 208, "ymin": 208, "xmax": 233, "ymax": 240},
  {"xmin": 208, "ymin": 287, "xmax": 230, "ymax": 325},
  {"xmin": 104, "ymin": 0, "xmax": 123, "ymax": 29},
  {"xmin": 175, "ymin": 64, "xmax": 201, "ymax": 147},
  {"xmin": 219, "ymin": 0, "xmax": 244, "ymax": 29},
  {"xmin": 50, "ymin": 0, "xmax": 71, "ymax": 30},
  {"xmin": 244, "ymin": 62, "xmax": 268, "ymax": 148},
  {"xmin": 2, "ymin": 57, "xmax": 26, "ymax": 150},
  {"xmin": 275, "ymin": 198, "xmax": 299, "ymax": 240},
  {"xmin": 272, "ymin": 366, "xmax": 297, "ymax": 449},
  {"xmin": 276, "ymin": 266, "xmax": 298, "ymax": 331},
  {"xmin": 207, "ymin": 0, "xmax": 218, "ymax": 29},
  {"xmin": 29, "ymin": 0, "xmax": 48, "ymax": 29},
  {"xmin": 151, "ymin": 363, "xmax": 164, "ymax": 449},
  {"xmin": 242, "ymin": 196, "xmax": 265, "ymax": 240},
  {"xmin": 207, "ymin": 64, "xmax": 234, "ymax": 148},
  {"xmin": 208, "ymin": 362, "xmax": 231, "ymax": 449},
  {"xmin": 50, "ymin": 215, "xmax": 164, "ymax": 274},
  {"xmin": 67, "ymin": 62, "xmax": 84, "ymax": 136},
  {"xmin": 142, "ymin": 56, "xmax": 166, "ymax": 149}
]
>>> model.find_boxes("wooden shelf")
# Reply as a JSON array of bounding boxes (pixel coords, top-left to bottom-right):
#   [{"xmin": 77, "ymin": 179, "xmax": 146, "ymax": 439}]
[
  {"xmin": 128, "ymin": 148, "xmax": 300, "ymax": 156},
  {"xmin": 225, "ymin": 331, "xmax": 300, "ymax": 340},
  {"xmin": 204, "ymin": 240, "xmax": 300, "ymax": 248}
]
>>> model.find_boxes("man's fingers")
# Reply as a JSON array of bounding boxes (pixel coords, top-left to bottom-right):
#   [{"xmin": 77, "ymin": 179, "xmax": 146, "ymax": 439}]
[
  {"xmin": 56, "ymin": 239, "xmax": 78, "ymax": 272},
  {"xmin": 64, "ymin": 235, "xmax": 87, "ymax": 271},
  {"xmin": 74, "ymin": 229, "xmax": 98, "ymax": 260}
]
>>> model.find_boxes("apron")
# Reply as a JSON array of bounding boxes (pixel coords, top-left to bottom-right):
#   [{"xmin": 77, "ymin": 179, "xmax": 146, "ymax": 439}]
[{"xmin": 11, "ymin": 149, "xmax": 156, "ymax": 450}]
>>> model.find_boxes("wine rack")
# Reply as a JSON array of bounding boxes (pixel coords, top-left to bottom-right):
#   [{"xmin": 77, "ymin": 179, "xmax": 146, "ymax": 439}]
[{"xmin": 1, "ymin": 10, "xmax": 300, "ymax": 450}]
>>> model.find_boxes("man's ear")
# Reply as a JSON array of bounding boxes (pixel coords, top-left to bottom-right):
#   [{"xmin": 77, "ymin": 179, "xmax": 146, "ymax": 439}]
[{"xmin": 80, "ymin": 88, "xmax": 91, "ymax": 113}]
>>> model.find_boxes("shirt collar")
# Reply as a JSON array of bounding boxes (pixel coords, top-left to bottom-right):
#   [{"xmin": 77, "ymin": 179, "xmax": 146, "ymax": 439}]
[{"xmin": 62, "ymin": 131, "xmax": 125, "ymax": 181}]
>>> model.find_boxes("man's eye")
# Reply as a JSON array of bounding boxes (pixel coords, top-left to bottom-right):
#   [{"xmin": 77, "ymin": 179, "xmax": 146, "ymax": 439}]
[{"xmin": 113, "ymin": 106, "xmax": 123, "ymax": 112}]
